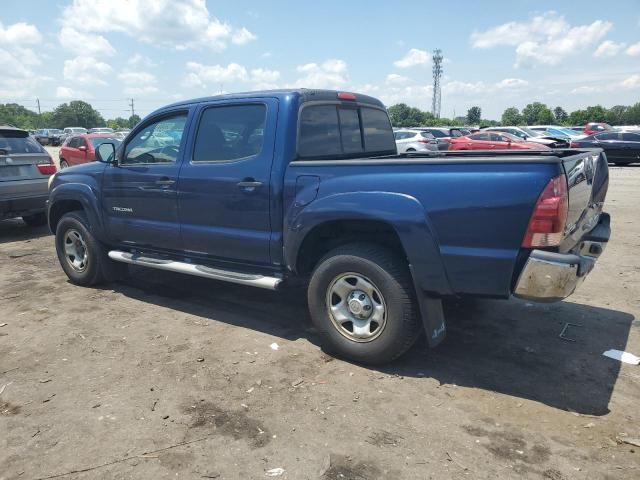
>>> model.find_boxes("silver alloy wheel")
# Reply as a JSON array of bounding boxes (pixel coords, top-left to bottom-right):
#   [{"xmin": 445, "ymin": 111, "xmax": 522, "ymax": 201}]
[
  {"xmin": 63, "ymin": 229, "xmax": 89, "ymax": 272},
  {"xmin": 60, "ymin": 160, "xmax": 68, "ymax": 169},
  {"xmin": 326, "ymin": 272, "xmax": 387, "ymax": 342}
]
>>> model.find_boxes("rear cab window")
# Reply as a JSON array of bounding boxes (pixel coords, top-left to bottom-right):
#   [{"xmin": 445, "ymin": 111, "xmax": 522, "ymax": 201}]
[{"xmin": 298, "ymin": 103, "xmax": 395, "ymax": 159}]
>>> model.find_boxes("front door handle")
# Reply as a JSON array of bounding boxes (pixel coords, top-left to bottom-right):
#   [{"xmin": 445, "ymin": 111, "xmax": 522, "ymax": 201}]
[{"xmin": 156, "ymin": 178, "xmax": 175, "ymax": 186}]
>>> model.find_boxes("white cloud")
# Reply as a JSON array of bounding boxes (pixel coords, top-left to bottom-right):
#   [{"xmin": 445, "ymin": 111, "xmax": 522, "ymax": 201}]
[
  {"xmin": 626, "ymin": 42, "xmax": 640, "ymax": 56},
  {"xmin": 495, "ymin": 78, "xmax": 528, "ymax": 89},
  {"xmin": 231, "ymin": 27, "xmax": 257, "ymax": 45},
  {"xmin": 128, "ymin": 54, "xmax": 156, "ymax": 68},
  {"xmin": 570, "ymin": 85, "xmax": 600, "ymax": 94},
  {"xmin": 183, "ymin": 62, "xmax": 248, "ymax": 88},
  {"xmin": 385, "ymin": 74, "xmax": 410, "ymax": 85},
  {"xmin": 261, "ymin": 51, "xmax": 272, "ymax": 58},
  {"xmin": 393, "ymin": 49, "xmax": 429, "ymax": 68},
  {"xmin": 471, "ymin": 12, "xmax": 612, "ymax": 67},
  {"xmin": 61, "ymin": 0, "xmax": 255, "ymax": 51},
  {"xmin": 0, "ymin": 21, "xmax": 41, "ymax": 44},
  {"xmin": 58, "ymin": 26, "xmax": 115, "ymax": 56},
  {"xmin": 0, "ymin": 22, "xmax": 45, "ymax": 97},
  {"xmin": 63, "ymin": 56, "xmax": 113, "ymax": 85},
  {"xmin": 250, "ymin": 68, "xmax": 280, "ymax": 83},
  {"xmin": 292, "ymin": 59, "xmax": 348, "ymax": 89},
  {"xmin": 56, "ymin": 86, "xmax": 93, "ymax": 99},
  {"xmin": 621, "ymin": 74, "xmax": 640, "ymax": 89},
  {"xmin": 594, "ymin": 40, "xmax": 626, "ymax": 57},
  {"xmin": 118, "ymin": 71, "xmax": 159, "ymax": 96}
]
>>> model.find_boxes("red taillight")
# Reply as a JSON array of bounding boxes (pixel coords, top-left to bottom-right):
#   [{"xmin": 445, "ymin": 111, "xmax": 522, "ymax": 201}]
[
  {"xmin": 37, "ymin": 159, "xmax": 57, "ymax": 176},
  {"xmin": 570, "ymin": 141, "xmax": 577, "ymax": 148},
  {"xmin": 417, "ymin": 139, "xmax": 431, "ymax": 144},
  {"xmin": 337, "ymin": 92, "xmax": 356, "ymax": 101},
  {"xmin": 522, "ymin": 175, "xmax": 568, "ymax": 248}
]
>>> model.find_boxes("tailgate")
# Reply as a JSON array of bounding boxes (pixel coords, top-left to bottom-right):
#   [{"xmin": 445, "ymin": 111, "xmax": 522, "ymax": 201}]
[
  {"xmin": 560, "ymin": 149, "xmax": 609, "ymax": 252},
  {"xmin": 0, "ymin": 153, "xmax": 52, "ymax": 182}
]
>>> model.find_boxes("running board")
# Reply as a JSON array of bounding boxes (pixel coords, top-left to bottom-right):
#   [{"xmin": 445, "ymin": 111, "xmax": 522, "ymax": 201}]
[{"xmin": 108, "ymin": 250, "xmax": 282, "ymax": 290}]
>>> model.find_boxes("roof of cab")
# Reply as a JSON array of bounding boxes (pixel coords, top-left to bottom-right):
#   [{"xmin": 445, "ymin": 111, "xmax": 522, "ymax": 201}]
[{"xmin": 150, "ymin": 89, "xmax": 386, "ymax": 116}]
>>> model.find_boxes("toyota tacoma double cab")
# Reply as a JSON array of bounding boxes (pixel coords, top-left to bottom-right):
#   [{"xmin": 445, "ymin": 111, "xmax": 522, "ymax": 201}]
[{"xmin": 47, "ymin": 89, "xmax": 610, "ymax": 364}]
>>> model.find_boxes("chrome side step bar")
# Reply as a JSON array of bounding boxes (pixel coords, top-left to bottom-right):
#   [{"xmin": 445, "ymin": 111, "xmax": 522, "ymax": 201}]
[{"xmin": 108, "ymin": 250, "xmax": 282, "ymax": 290}]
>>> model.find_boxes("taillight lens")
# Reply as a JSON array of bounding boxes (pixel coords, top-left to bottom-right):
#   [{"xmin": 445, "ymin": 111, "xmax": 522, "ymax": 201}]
[
  {"xmin": 570, "ymin": 141, "xmax": 577, "ymax": 148},
  {"xmin": 417, "ymin": 139, "xmax": 431, "ymax": 144},
  {"xmin": 522, "ymin": 175, "xmax": 568, "ymax": 248},
  {"xmin": 37, "ymin": 158, "xmax": 57, "ymax": 176}
]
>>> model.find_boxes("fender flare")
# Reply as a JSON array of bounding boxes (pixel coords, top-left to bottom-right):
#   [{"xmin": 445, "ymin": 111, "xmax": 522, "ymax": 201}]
[
  {"xmin": 48, "ymin": 183, "xmax": 105, "ymax": 240},
  {"xmin": 284, "ymin": 191, "xmax": 452, "ymax": 296}
]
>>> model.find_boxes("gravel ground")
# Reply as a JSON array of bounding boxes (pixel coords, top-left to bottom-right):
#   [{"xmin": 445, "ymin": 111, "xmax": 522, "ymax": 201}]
[{"xmin": 0, "ymin": 162, "xmax": 639, "ymax": 480}]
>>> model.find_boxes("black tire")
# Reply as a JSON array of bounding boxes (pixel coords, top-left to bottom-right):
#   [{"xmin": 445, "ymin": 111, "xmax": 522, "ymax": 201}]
[
  {"xmin": 60, "ymin": 159, "xmax": 69, "ymax": 169},
  {"xmin": 307, "ymin": 243, "xmax": 421, "ymax": 364},
  {"xmin": 22, "ymin": 212, "xmax": 47, "ymax": 227},
  {"xmin": 55, "ymin": 210, "xmax": 125, "ymax": 286},
  {"xmin": 406, "ymin": 148, "xmax": 416, "ymax": 152}
]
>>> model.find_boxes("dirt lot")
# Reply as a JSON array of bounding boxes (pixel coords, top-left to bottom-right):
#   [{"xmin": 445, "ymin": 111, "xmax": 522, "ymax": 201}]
[{"xmin": 1, "ymin": 160, "xmax": 639, "ymax": 480}]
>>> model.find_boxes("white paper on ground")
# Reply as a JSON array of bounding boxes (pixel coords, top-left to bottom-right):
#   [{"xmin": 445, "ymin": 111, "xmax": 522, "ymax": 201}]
[
  {"xmin": 602, "ymin": 349, "xmax": 640, "ymax": 365},
  {"xmin": 269, "ymin": 342, "xmax": 279, "ymax": 351}
]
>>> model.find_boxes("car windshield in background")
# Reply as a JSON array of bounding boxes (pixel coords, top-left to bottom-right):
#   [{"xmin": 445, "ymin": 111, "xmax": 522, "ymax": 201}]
[
  {"xmin": 90, "ymin": 137, "xmax": 121, "ymax": 148},
  {"xmin": 420, "ymin": 132, "xmax": 435, "ymax": 139},
  {"xmin": 49, "ymin": 129, "xmax": 63, "ymax": 134},
  {"xmin": 0, "ymin": 131, "xmax": 45, "ymax": 154},
  {"xmin": 503, "ymin": 132, "xmax": 524, "ymax": 142},
  {"xmin": 521, "ymin": 128, "xmax": 543, "ymax": 137}
]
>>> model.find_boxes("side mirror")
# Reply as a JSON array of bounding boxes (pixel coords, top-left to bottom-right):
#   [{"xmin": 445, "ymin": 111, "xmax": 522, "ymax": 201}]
[
  {"xmin": 96, "ymin": 142, "xmax": 116, "ymax": 164},
  {"xmin": 522, "ymin": 135, "xmax": 528, "ymax": 140},
  {"xmin": 78, "ymin": 145, "xmax": 87, "ymax": 151}
]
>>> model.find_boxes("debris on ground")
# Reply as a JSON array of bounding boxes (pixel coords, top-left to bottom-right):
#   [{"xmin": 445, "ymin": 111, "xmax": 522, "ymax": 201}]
[
  {"xmin": 270, "ymin": 343, "xmax": 279, "ymax": 351},
  {"xmin": 265, "ymin": 467, "xmax": 285, "ymax": 477},
  {"xmin": 616, "ymin": 436, "xmax": 640, "ymax": 447},
  {"xmin": 291, "ymin": 378, "xmax": 304, "ymax": 387},
  {"xmin": 603, "ymin": 349, "xmax": 640, "ymax": 365}
]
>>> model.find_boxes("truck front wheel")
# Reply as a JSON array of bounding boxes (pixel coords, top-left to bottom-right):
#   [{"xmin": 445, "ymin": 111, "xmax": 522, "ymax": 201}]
[
  {"xmin": 55, "ymin": 211, "xmax": 125, "ymax": 286},
  {"xmin": 308, "ymin": 244, "xmax": 421, "ymax": 364}
]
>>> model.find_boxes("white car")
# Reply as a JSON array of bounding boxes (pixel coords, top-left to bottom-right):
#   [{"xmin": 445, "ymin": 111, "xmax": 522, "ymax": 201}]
[
  {"xmin": 529, "ymin": 125, "xmax": 586, "ymax": 141},
  {"xmin": 394, "ymin": 129, "xmax": 438, "ymax": 153},
  {"xmin": 484, "ymin": 127, "xmax": 569, "ymax": 148}
]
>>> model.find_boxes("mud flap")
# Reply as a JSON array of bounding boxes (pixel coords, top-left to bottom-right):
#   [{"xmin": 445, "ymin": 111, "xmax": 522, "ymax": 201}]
[{"xmin": 410, "ymin": 265, "xmax": 446, "ymax": 348}]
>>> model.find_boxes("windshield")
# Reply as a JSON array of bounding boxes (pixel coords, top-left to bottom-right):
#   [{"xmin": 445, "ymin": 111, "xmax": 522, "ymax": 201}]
[
  {"xmin": 520, "ymin": 127, "xmax": 543, "ymax": 137},
  {"xmin": 90, "ymin": 137, "xmax": 121, "ymax": 148},
  {"xmin": 49, "ymin": 129, "xmax": 63, "ymax": 134},
  {"xmin": 71, "ymin": 128, "xmax": 87, "ymax": 133},
  {"xmin": 503, "ymin": 132, "xmax": 524, "ymax": 142}
]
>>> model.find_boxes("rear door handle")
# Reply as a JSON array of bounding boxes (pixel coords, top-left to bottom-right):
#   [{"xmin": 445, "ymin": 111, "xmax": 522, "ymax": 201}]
[{"xmin": 237, "ymin": 180, "xmax": 263, "ymax": 188}]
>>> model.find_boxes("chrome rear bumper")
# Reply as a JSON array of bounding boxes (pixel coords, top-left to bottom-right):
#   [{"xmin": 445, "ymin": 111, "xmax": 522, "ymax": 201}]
[{"xmin": 514, "ymin": 213, "xmax": 609, "ymax": 302}]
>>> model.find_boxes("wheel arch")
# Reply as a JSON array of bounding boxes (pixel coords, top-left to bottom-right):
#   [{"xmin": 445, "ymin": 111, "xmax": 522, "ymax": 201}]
[{"xmin": 48, "ymin": 183, "xmax": 105, "ymax": 239}]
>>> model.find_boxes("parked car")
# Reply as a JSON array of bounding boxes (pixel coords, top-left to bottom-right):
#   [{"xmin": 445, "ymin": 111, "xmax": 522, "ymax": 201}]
[
  {"xmin": 47, "ymin": 89, "xmax": 610, "ymax": 364},
  {"xmin": 61, "ymin": 127, "xmax": 88, "ymax": 143},
  {"xmin": 449, "ymin": 131, "xmax": 550, "ymax": 150},
  {"xmin": 1, "ymin": 126, "xmax": 57, "ymax": 225},
  {"xmin": 570, "ymin": 131, "xmax": 640, "ymax": 165},
  {"xmin": 394, "ymin": 129, "xmax": 437, "ymax": 153},
  {"xmin": 583, "ymin": 122, "xmax": 612, "ymax": 136},
  {"xmin": 34, "ymin": 129, "xmax": 62, "ymax": 146},
  {"xmin": 484, "ymin": 127, "xmax": 569, "ymax": 148},
  {"xmin": 58, "ymin": 134, "xmax": 122, "ymax": 169},
  {"xmin": 417, "ymin": 127, "xmax": 464, "ymax": 150},
  {"xmin": 88, "ymin": 127, "xmax": 115, "ymax": 134},
  {"xmin": 529, "ymin": 125, "xmax": 585, "ymax": 141},
  {"xmin": 113, "ymin": 129, "xmax": 131, "ymax": 141}
]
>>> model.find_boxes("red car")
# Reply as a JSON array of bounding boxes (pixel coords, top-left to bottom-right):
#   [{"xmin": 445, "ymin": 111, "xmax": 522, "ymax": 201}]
[
  {"xmin": 583, "ymin": 122, "xmax": 612, "ymax": 136},
  {"xmin": 59, "ymin": 133, "xmax": 121, "ymax": 169},
  {"xmin": 449, "ymin": 131, "xmax": 551, "ymax": 151}
]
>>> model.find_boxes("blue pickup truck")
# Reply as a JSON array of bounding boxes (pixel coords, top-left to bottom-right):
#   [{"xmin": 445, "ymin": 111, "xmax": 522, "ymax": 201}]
[{"xmin": 47, "ymin": 89, "xmax": 610, "ymax": 364}]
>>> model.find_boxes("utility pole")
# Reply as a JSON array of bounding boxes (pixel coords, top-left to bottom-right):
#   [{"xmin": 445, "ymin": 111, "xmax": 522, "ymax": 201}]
[
  {"xmin": 36, "ymin": 97, "xmax": 41, "ymax": 128},
  {"xmin": 128, "ymin": 98, "xmax": 135, "ymax": 118},
  {"xmin": 431, "ymin": 49, "xmax": 443, "ymax": 119}
]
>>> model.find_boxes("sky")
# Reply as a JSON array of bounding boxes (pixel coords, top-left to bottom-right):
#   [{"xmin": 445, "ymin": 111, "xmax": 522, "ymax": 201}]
[{"xmin": 1, "ymin": 0, "xmax": 640, "ymax": 120}]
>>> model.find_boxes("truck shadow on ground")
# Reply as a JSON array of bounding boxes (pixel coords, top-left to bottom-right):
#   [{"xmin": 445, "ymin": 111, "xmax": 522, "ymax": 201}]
[
  {"xmin": 112, "ymin": 268, "xmax": 635, "ymax": 417},
  {"xmin": 0, "ymin": 219, "xmax": 51, "ymax": 245}
]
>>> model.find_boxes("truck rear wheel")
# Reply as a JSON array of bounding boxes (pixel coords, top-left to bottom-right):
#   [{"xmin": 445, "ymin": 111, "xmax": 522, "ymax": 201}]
[
  {"xmin": 308, "ymin": 244, "xmax": 421, "ymax": 364},
  {"xmin": 55, "ymin": 211, "xmax": 125, "ymax": 286}
]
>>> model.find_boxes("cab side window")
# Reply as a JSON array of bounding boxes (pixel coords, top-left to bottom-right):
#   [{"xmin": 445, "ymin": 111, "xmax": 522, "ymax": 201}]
[{"xmin": 123, "ymin": 113, "xmax": 187, "ymax": 165}]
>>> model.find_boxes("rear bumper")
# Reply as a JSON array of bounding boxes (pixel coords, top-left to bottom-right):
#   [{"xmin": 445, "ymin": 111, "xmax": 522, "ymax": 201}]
[
  {"xmin": 0, "ymin": 193, "xmax": 48, "ymax": 219},
  {"xmin": 514, "ymin": 213, "xmax": 610, "ymax": 302}
]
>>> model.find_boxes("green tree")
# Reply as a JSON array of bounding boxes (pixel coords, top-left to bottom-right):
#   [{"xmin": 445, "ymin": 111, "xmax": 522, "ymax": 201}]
[
  {"xmin": 0, "ymin": 103, "xmax": 40, "ymax": 129},
  {"xmin": 387, "ymin": 103, "xmax": 428, "ymax": 127},
  {"xmin": 466, "ymin": 106, "xmax": 482, "ymax": 125},
  {"xmin": 606, "ymin": 105, "xmax": 628, "ymax": 125},
  {"xmin": 625, "ymin": 102, "xmax": 640, "ymax": 124},
  {"xmin": 553, "ymin": 107, "xmax": 568, "ymax": 124},
  {"xmin": 584, "ymin": 105, "xmax": 607, "ymax": 123},
  {"xmin": 128, "ymin": 114, "xmax": 141, "ymax": 128},
  {"xmin": 107, "ymin": 117, "xmax": 130, "ymax": 129},
  {"xmin": 51, "ymin": 101, "xmax": 105, "ymax": 129},
  {"xmin": 501, "ymin": 107, "xmax": 522, "ymax": 125},
  {"xmin": 568, "ymin": 109, "xmax": 588, "ymax": 126},
  {"xmin": 522, "ymin": 102, "xmax": 553, "ymax": 125}
]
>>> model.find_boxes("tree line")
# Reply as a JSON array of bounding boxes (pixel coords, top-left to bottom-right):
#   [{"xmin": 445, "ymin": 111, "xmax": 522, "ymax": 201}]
[
  {"xmin": 0, "ymin": 101, "xmax": 141, "ymax": 130},
  {"xmin": 388, "ymin": 102, "xmax": 640, "ymax": 128}
]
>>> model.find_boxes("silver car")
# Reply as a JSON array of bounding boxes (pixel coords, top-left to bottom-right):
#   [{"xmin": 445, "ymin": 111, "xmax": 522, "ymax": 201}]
[
  {"xmin": 0, "ymin": 126, "xmax": 57, "ymax": 226},
  {"xmin": 394, "ymin": 129, "xmax": 438, "ymax": 153}
]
